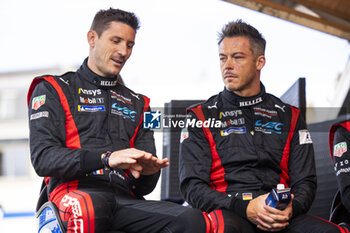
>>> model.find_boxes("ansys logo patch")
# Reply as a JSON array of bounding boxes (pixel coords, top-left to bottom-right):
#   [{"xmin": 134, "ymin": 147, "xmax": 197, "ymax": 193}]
[{"xmin": 144, "ymin": 111, "xmax": 161, "ymax": 129}]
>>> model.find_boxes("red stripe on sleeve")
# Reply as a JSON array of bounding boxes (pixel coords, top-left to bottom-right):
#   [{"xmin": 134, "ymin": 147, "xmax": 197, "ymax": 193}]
[
  {"xmin": 43, "ymin": 76, "xmax": 81, "ymax": 149},
  {"xmin": 192, "ymin": 106, "xmax": 228, "ymax": 193},
  {"xmin": 28, "ymin": 76, "xmax": 82, "ymax": 199},
  {"xmin": 27, "ymin": 77, "xmax": 44, "ymax": 107}
]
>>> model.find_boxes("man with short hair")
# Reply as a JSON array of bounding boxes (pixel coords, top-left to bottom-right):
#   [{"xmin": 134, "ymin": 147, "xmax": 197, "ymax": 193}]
[
  {"xmin": 28, "ymin": 8, "xmax": 207, "ymax": 233},
  {"xmin": 329, "ymin": 120, "xmax": 350, "ymax": 224},
  {"xmin": 179, "ymin": 19, "xmax": 346, "ymax": 233}
]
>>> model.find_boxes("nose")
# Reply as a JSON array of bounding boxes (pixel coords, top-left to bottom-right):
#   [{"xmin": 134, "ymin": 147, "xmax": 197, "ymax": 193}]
[
  {"xmin": 117, "ymin": 42, "xmax": 128, "ymax": 57},
  {"xmin": 224, "ymin": 58, "xmax": 234, "ymax": 70}
]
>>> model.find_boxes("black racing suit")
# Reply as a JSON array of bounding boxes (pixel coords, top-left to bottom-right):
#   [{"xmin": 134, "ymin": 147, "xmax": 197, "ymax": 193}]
[
  {"xmin": 330, "ymin": 120, "xmax": 350, "ymax": 212},
  {"xmin": 28, "ymin": 58, "xmax": 207, "ymax": 233},
  {"xmin": 179, "ymin": 84, "xmax": 344, "ymax": 233}
]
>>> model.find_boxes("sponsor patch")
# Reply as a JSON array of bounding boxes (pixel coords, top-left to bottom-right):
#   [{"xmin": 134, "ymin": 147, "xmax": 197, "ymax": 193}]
[
  {"xmin": 221, "ymin": 118, "xmax": 245, "ymax": 128},
  {"xmin": 208, "ymin": 102, "xmax": 218, "ymax": 109},
  {"xmin": 61, "ymin": 195, "xmax": 82, "ymax": 219},
  {"xmin": 111, "ymin": 103, "xmax": 137, "ymax": 121},
  {"xmin": 239, "ymin": 97, "xmax": 262, "ymax": 107},
  {"xmin": 275, "ymin": 104, "xmax": 286, "ymax": 112},
  {"xmin": 110, "ymin": 91, "xmax": 133, "ymax": 104},
  {"xmin": 255, "ymin": 120, "xmax": 283, "ymax": 135},
  {"xmin": 78, "ymin": 88, "xmax": 101, "ymax": 96},
  {"xmin": 143, "ymin": 111, "xmax": 161, "ymax": 129},
  {"xmin": 254, "ymin": 107, "xmax": 277, "ymax": 118},
  {"xmin": 299, "ymin": 129, "xmax": 312, "ymax": 144},
  {"xmin": 59, "ymin": 77, "xmax": 69, "ymax": 85},
  {"xmin": 78, "ymin": 105, "xmax": 105, "ymax": 112},
  {"xmin": 100, "ymin": 80, "xmax": 117, "ymax": 86},
  {"xmin": 30, "ymin": 111, "xmax": 49, "ymax": 120},
  {"xmin": 220, "ymin": 126, "xmax": 246, "ymax": 136},
  {"xmin": 219, "ymin": 110, "xmax": 242, "ymax": 119},
  {"xmin": 180, "ymin": 128, "xmax": 189, "ymax": 143},
  {"xmin": 32, "ymin": 95, "xmax": 46, "ymax": 110},
  {"xmin": 336, "ymin": 167, "xmax": 350, "ymax": 176},
  {"xmin": 334, "ymin": 159, "xmax": 350, "ymax": 174},
  {"xmin": 110, "ymin": 170, "xmax": 126, "ymax": 180},
  {"xmin": 79, "ymin": 97, "xmax": 104, "ymax": 104},
  {"xmin": 242, "ymin": 193, "xmax": 253, "ymax": 200},
  {"xmin": 334, "ymin": 142, "xmax": 347, "ymax": 157}
]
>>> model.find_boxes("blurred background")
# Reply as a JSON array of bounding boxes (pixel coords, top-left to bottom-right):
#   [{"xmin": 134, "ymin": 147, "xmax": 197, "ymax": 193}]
[{"xmin": 0, "ymin": 0, "xmax": 349, "ymax": 232}]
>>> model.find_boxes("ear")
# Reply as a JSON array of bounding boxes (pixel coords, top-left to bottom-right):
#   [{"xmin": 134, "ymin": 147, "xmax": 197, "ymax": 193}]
[
  {"xmin": 256, "ymin": 55, "xmax": 266, "ymax": 71},
  {"xmin": 87, "ymin": 30, "xmax": 97, "ymax": 48}
]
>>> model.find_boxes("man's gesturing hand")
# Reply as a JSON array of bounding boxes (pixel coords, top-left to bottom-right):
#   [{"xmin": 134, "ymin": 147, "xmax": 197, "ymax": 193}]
[{"xmin": 107, "ymin": 148, "xmax": 169, "ymax": 178}]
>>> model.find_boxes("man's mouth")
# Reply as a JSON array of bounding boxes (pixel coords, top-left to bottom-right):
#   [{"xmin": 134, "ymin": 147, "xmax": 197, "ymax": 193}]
[
  {"xmin": 224, "ymin": 73, "xmax": 238, "ymax": 79},
  {"xmin": 111, "ymin": 58, "xmax": 124, "ymax": 66}
]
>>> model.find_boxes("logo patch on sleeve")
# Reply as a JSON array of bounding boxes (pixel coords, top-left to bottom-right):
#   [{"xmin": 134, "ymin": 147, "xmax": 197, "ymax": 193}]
[
  {"xmin": 180, "ymin": 128, "xmax": 189, "ymax": 143},
  {"xmin": 334, "ymin": 142, "xmax": 347, "ymax": 157},
  {"xmin": 93, "ymin": 169, "xmax": 104, "ymax": 175},
  {"xmin": 299, "ymin": 129, "xmax": 312, "ymax": 144},
  {"xmin": 242, "ymin": 193, "xmax": 253, "ymax": 200},
  {"xmin": 32, "ymin": 95, "xmax": 46, "ymax": 110},
  {"xmin": 30, "ymin": 111, "xmax": 49, "ymax": 120}
]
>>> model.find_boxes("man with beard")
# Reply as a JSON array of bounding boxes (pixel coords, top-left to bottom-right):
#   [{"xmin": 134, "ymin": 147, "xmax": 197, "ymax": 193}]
[{"xmin": 179, "ymin": 19, "xmax": 347, "ymax": 233}]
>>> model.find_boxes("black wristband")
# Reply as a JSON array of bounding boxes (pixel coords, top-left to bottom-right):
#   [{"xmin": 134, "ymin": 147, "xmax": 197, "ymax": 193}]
[{"xmin": 102, "ymin": 151, "xmax": 112, "ymax": 169}]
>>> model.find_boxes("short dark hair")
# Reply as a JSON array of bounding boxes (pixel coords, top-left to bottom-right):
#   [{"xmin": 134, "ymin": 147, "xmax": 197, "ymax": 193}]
[
  {"xmin": 90, "ymin": 8, "xmax": 140, "ymax": 37},
  {"xmin": 218, "ymin": 19, "xmax": 266, "ymax": 57}
]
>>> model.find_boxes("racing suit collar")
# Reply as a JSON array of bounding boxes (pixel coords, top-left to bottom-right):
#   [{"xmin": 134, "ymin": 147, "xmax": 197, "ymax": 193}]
[
  {"xmin": 77, "ymin": 58, "xmax": 120, "ymax": 89},
  {"xmin": 222, "ymin": 82, "xmax": 266, "ymax": 107}
]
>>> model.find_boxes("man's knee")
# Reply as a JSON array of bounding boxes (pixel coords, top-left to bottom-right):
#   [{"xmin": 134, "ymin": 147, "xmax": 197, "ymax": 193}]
[
  {"xmin": 166, "ymin": 207, "xmax": 208, "ymax": 233},
  {"xmin": 290, "ymin": 214, "xmax": 348, "ymax": 233},
  {"xmin": 206, "ymin": 209, "xmax": 254, "ymax": 233},
  {"xmin": 58, "ymin": 191, "xmax": 115, "ymax": 233}
]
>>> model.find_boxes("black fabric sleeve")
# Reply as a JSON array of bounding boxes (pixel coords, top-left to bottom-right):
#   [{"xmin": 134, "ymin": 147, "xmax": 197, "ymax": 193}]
[
  {"xmin": 179, "ymin": 112, "xmax": 249, "ymax": 218},
  {"xmin": 287, "ymin": 113, "xmax": 317, "ymax": 217},
  {"xmin": 29, "ymin": 80, "xmax": 104, "ymax": 178},
  {"xmin": 80, "ymin": 150, "xmax": 104, "ymax": 173},
  {"xmin": 333, "ymin": 125, "xmax": 350, "ymax": 212}
]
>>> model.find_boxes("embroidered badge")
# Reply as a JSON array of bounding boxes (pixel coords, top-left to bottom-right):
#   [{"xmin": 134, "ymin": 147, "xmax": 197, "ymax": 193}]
[
  {"xmin": 334, "ymin": 142, "xmax": 347, "ymax": 157},
  {"xmin": 32, "ymin": 95, "xmax": 46, "ymax": 110}
]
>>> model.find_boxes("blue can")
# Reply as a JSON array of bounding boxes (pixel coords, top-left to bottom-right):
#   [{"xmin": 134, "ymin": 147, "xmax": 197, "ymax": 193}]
[{"xmin": 265, "ymin": 184, "xmax": 291, "ymax": 210}]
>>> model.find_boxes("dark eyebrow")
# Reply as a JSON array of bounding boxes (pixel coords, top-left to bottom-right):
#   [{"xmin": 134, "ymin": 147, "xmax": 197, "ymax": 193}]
[
  {"xmin": 110, "ymin": 36, "xmax": 122, "ymax": 40},
  {"xmin": 232, "ymin": 52, "xmax": 246, "ymax": 56},
  {"xmin": 219, "ymin": 51, "xmax": 246, "ymax": 57},
  {"xmin": 110, "ymin": 36, "xmax": 135, "ymax": 46}
]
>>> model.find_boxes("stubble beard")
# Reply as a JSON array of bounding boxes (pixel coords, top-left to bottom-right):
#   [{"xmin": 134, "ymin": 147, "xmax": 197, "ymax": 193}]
[{"xmin": 225, "ymin": 74, "xmax": 256, "ymax": 95}]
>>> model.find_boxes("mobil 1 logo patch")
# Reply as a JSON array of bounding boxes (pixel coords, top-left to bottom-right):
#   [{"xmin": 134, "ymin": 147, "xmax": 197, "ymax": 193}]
[{"xmin": 144, "ymin": 111, "xmax": 161, "ymax": 129}]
